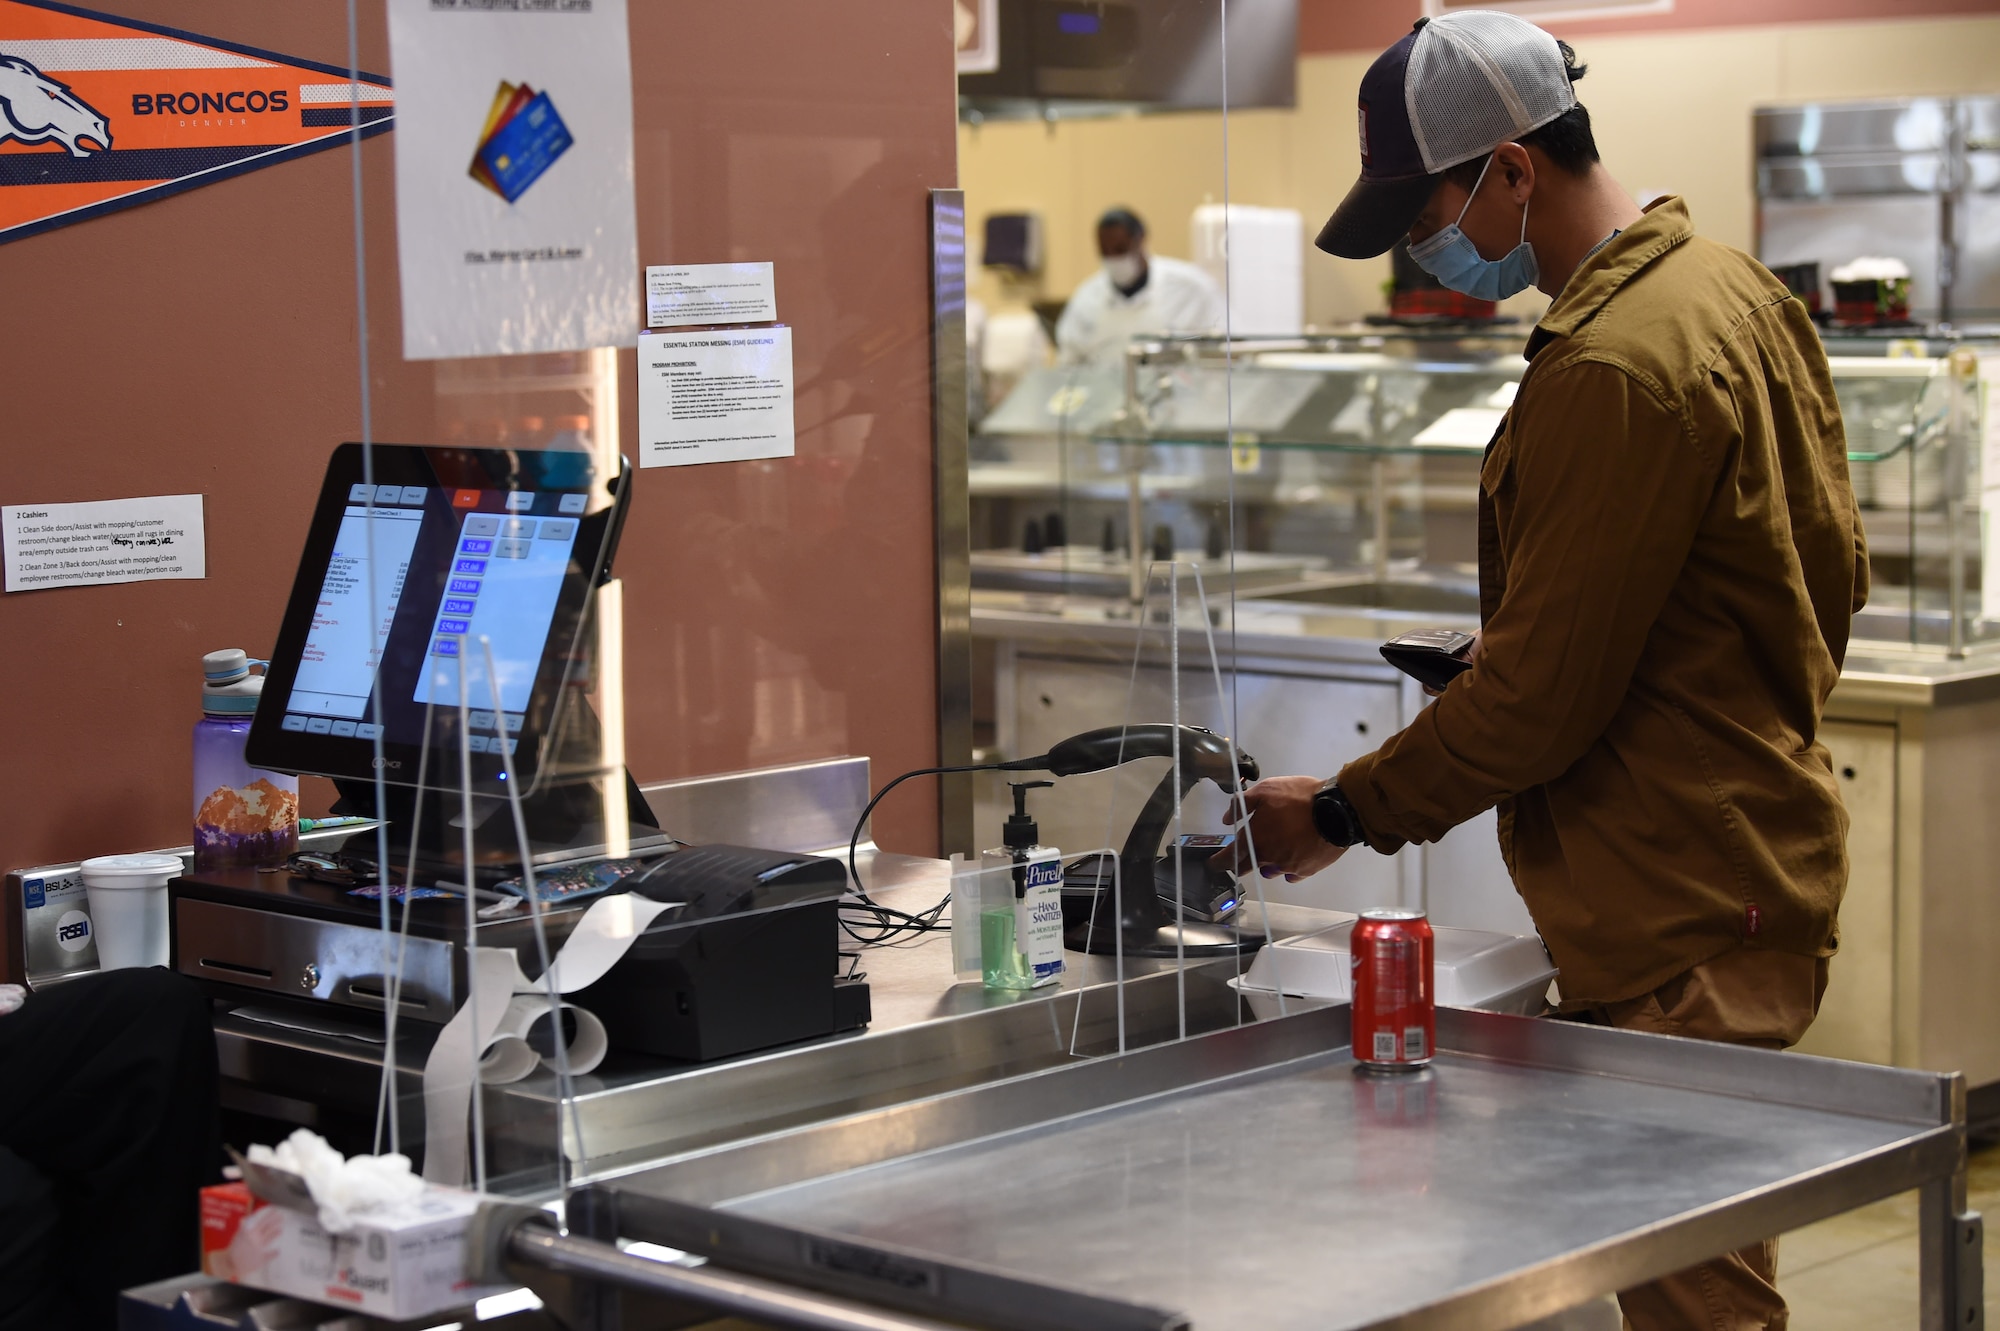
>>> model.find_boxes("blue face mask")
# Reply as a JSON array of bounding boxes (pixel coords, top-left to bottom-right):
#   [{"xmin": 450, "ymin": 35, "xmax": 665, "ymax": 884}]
[{"xmin": 1407, "ymin": 153, "xmax": 1539, "ymax": 302}]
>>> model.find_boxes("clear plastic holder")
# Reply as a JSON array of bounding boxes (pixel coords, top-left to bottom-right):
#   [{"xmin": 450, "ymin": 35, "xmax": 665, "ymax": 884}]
[
  {"xmin": 333, "ymin": 0, "xmax": 1280, "ymax": 1227},
  {"xmin": 1029, "ymin": 556, "xmax": 1287, "ymax": 1061},
  {"xmin": 940, "ymin": 848, "xmax": 1269, "ymax": 1062},
  {"xmin": 359, "ymin": 498, "xmax": 631, "ymax": 1208},
  {"xmin": 338, "ymin": 0, "xmax": 630, "ymax": 1213}
]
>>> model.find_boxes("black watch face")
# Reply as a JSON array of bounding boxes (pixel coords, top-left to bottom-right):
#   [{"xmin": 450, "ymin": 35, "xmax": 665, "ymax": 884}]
[{"xmin": 1316, "ymin": 787, "xmax": 1358, "ymax": 846}]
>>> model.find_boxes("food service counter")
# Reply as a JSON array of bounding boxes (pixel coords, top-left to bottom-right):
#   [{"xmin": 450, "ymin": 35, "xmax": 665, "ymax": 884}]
[
  {"xmin": 212, "ymin": 850, "xmax": 1299, "ymax": 1193},
  {"xmin": 13, "ymin": 757, "xmax": 1988, "ymax": 1331},
  {"xmin": 973, "ymin": 587, "xmax": 2000, "ymax": 1107},
  {"xmin": 564, "ymin": 1001, "xmax": 1978, "ymax": 1331},
  {"xmin": 5, "ymin": 756, "xmax": 1323, "ymax": 1195}
]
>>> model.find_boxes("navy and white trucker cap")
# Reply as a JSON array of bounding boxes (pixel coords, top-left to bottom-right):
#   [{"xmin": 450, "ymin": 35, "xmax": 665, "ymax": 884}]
[{"xmin": 1316, "ymin": 11, "xmax": 1578, "ymax": 260}]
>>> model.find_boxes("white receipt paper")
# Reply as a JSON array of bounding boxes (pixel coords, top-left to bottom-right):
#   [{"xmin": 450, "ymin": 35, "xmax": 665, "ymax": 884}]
[
  {"xmin": 637, "ymin": 326, "xmax": 795, "ymax": 468},
  {"xmin": 421, "ymin": 891, "xmax": 676, "ymax": 1187},
  {"xmin": 646, "ymin": 262, "xmax": 776, "ymax": 328},
  {"xmin": 3, "ymin": 494, "xmax": 206, "ymax": 593}
]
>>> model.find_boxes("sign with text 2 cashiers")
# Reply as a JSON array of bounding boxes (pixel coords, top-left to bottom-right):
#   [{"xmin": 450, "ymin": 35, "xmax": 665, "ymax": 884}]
[{"xmin": 0, "ymin": 0, "xmax": 392, "ymax": 246}]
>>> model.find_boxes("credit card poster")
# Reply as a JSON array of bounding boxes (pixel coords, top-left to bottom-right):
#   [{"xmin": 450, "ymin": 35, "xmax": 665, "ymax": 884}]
[{"xmin": 387, "ymin": 0, "xmax": 638, "ymax": 359}]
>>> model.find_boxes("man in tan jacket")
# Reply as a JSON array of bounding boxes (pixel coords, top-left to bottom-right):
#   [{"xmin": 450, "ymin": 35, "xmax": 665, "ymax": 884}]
[{"xmin": 1226, "ymin": 12, "xmax": 1867, "ymax": 1330}]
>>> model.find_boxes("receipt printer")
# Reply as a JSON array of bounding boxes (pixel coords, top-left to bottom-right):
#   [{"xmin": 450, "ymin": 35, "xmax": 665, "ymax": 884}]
[{"xmin": 573, "ymin": 844, "xmax": 871, "ymax": 1062}]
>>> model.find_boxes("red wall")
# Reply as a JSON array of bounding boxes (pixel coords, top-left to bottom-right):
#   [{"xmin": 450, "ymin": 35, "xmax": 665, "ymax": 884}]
[
  {"xmin": 0, "ymin": 1, "xmax": 957, "ymax": 897},
  {"xmin": 1302, "ymin": 0, "xmax": 2000, "ymax": 54}
]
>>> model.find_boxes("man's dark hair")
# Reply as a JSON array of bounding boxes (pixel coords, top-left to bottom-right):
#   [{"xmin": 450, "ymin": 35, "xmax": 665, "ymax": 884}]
[
  {"xmin": 1441, "ymin": 41, "xmax": 1597, "ymax": 188},
  {"xmin": 1097, "ymin": 206, "xmax": 1146, "ymax": 238}
]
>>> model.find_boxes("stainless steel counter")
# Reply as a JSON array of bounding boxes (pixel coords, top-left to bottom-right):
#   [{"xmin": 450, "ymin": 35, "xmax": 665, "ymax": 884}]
[
  {"xmin": 212, "ymin": 851, "xmax": 1313, "ymax": 1193},
  {"xmin": 1835, "ymin": 650, "xmax": 2000, "ymax": 708},
  {"xmin": 573, "ymin": 1003, "xmax": 1983, "ymax": 1331},
  {"xmin": 972, "ymin": 585, "xmax": 2000, "ymax": 708}
]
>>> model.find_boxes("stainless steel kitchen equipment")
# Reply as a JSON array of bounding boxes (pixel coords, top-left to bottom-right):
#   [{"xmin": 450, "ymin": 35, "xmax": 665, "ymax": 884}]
[
  {"xmin": 972, "ymin": 330, "xmax": 2000, "ymax": 656},
  {"xmin": 1756, "ymin": 97, "xmax": 2000, "ymax": 325}
]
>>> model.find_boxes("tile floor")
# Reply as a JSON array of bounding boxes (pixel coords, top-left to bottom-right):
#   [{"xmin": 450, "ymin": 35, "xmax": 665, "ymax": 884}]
[
  {"xmin": 1774, "ymin": 1139, "xmax": 2000, "ymax": 1329},
  {"xmin": 1530, "ymin": 1141, "xmax": 2000, "ymax": 1330}
]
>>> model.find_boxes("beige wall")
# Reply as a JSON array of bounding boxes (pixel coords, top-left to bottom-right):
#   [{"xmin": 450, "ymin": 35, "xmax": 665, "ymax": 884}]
[{"xmin": 959, "ymin": 13, "xmax": 2000, "ymax": 328}]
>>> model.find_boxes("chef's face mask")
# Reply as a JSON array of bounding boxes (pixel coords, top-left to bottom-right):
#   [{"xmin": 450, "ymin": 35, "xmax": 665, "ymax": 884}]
[
  {"xmin": 1104, "ymin": 252, "xmax": 1145, "ymax": 288},
  {"xmin": 1408, "ymin": 152, "xmax": 1539, "ymax": 302}
]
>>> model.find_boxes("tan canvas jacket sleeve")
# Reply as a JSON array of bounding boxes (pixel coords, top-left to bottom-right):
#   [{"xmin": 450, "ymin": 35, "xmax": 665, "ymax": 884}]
[{"xmin": 1340, "ymin": 357, "xmax": 1711, "ymax": 840}]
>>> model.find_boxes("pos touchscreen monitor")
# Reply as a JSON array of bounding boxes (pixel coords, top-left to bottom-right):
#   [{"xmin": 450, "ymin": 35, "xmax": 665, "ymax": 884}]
[{"xmin": 246, "ymin": 444, "xmax": 630, "ymax": 795}]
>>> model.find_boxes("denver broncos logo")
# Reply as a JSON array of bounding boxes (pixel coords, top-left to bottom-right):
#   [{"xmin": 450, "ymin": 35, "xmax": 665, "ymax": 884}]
[{"xmin": 0, "ymin": 54, "xmax": 111, "ymax": 157}]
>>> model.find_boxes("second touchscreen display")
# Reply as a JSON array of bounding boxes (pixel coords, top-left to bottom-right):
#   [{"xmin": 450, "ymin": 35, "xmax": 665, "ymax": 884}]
[{"xmin": 414, "ymin": 501, "xmax": 582, "ymax": 741}]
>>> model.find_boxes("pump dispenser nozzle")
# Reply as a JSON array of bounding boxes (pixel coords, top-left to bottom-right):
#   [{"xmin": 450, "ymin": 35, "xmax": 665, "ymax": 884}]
[{"xmin": 1003, "ymin": 780, "xmax": 1053, "ymax": 851}]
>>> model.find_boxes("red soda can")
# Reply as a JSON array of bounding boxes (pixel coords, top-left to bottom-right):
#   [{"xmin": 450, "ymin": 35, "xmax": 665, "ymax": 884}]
[{"xmin": 1350, "ymin": 908, "xmax": 1435, "ymax": 1071}]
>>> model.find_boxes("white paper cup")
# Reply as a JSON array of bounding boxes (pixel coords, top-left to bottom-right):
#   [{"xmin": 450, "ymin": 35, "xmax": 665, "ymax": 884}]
[{"xmin": 78, "ymin": 853, "xmax": 182, "ymax": 970}]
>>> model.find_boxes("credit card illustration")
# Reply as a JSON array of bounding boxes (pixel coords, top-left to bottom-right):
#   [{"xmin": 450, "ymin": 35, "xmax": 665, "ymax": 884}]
[
  {"xmin": 467, "ymin": 81, "xmax": 572, "ymax": 202},
  {"xmin": 467, "ymin": 79, "xmax": 531, "ymax": 195}
]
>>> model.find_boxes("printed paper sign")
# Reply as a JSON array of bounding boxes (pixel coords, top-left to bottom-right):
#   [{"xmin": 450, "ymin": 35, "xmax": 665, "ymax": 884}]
[
  {"xmin": 3, "ymin": 493, "xmax": 205, "ymax": 592},
  {"xmin": 0, "ymin": 0, "xmax": 393, "ymax": 247},
  {"xmin": 637, "ymin": 327, "xmax": 795, "ymax": 468},
  {"xmin": 387, "ymin": 0, "xmax": 638, "ymax": 359},
  {"xmin": 645, "ymin": 262, "xmax": 776, "ymax": 328}
]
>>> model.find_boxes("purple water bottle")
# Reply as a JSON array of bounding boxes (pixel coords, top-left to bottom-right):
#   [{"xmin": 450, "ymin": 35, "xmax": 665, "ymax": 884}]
[{"xmin": 193, "ymin": 649, "xmax": 299, "ymax": 870}]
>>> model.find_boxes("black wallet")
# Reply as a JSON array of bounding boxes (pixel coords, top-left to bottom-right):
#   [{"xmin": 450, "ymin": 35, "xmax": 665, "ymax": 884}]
[{"xmin": 1380, "ymin": 628, "xmax": 1477, "ymax": 691}]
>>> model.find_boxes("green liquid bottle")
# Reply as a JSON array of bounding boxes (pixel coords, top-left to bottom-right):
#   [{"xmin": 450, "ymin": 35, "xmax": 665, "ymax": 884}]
[{"xmin": 981, "ymin": 900, "xmax": 1032, "ymax": 989}]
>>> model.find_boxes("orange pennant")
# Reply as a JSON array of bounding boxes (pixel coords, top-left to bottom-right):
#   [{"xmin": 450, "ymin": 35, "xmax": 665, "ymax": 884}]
[{"xmin": 0, "ymin": 0, "xmax": 394, "ymax": 245}]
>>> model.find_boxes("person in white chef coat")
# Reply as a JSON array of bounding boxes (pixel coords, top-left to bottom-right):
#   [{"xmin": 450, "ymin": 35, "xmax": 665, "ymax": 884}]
[{"xmin": 1054, "ymin": 207, "xmax": 1224, "ymax": 367}]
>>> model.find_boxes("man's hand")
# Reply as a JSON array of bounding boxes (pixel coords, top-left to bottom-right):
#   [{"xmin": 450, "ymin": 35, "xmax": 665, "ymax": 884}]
[{"xmin": 1211, "ymin": 775, "xmax": 1349, "ymax": 882}]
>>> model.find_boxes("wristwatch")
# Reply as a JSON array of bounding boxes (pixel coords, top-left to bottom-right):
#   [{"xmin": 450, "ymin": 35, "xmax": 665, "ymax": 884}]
[{"xmin": 1310, "ymin": 779, "xmax": 1367, "ymax": 848}]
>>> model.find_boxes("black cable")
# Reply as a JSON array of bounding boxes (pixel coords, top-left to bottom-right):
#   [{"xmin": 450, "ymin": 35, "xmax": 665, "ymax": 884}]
[
  {"xmin": 842, "ymin": 761, "xmax": 1022, "ymax": 946},
  {"xmin": 838, "ymin": 871, "xmax": 956, "ymax": 945}
]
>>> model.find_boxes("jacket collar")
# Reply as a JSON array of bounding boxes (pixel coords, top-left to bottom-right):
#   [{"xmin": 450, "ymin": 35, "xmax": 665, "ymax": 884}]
[{"xmin": 1525, "ymin": 196, "xmax": 1694, "ymax": 360}]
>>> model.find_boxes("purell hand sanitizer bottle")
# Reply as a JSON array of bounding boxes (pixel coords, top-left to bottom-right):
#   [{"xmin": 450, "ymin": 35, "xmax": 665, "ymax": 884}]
[{"xmin": 977, "ymin": 781, "xmax": 1064, "ymax": 990}]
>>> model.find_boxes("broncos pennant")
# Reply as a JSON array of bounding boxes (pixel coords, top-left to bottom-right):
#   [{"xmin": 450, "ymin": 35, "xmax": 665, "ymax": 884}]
[{"xmin": 0, "ymin": 0, "xmax": 392, "ymax": 245}]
